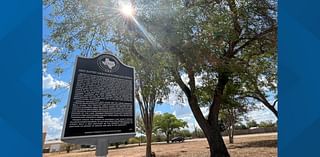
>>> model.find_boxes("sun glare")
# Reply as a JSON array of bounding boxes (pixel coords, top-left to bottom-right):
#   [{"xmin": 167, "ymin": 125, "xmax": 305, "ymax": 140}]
[
  {"xmin": 117, "ymin": 1, "xmax": 162, "ymax": 48},
  {"xmin": 120, "ymin": 4, "xmax": 134, "ymax": 17}
]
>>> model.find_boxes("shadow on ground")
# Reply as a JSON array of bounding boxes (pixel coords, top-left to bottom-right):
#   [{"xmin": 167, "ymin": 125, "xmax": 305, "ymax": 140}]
[{"xmin": 228, "ymin": 139, "xmax": 277, "ymax": 149}]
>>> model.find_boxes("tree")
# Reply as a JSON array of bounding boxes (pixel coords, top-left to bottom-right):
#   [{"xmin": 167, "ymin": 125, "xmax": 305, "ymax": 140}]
[
  {"xmin": 65, "ymin": 144, "xmax": 71, "ymax": 153},
  {"xmin": 240, "ymin": 53, "xmax": 278, "ymax": 118},
  {"xmin": 122, "ymin": 48, "xmax": 170, "ymax": 157},
  {"xmin": 42, "ymin": 44, "xmax": 69, "ymax": 111},
  {"xmin": 157, "ymin": 1, "xmax": 277, "ymax": 156},
  {"xmin": 219, "ymin": 82, "xmax": 253, "ymax": 143},
  {"xmin": 136, "ymin": 115, "xmax": 146, "ymax": 134},
  {"xmin": 45, "ymin": 2, "xmax": 171, "ymax": 157},
  {"xmin": 136, "ymin": 114, "xmax": 162, "ymax": 142},
  {"xmin": 153, "ymin": 113, "xmax": 188, "ymax": 143},
  {"xmin": 176, "ymin": 129, "xmax": 192, "ymax": 138},
  {"xmin": 234, "ymin": 123, "xmax": 248, "ymax": 130},
  {"xmin": 192, "ymin": 126, "xmax": 205, "ymax": 138},
  {"xmin": 246, "ymin": 120, "xmax": 258, "ymax": 128},
  {"xmin": 258, "ymin": 120, "xmax": 276, "ymax": 128},
  {"xmin": 44, "ymin": 0, "xmax": 277, "ymax": 156}
]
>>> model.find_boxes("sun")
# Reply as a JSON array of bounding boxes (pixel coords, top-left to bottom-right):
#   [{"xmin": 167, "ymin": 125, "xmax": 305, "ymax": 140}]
[{"xmin": 120, "ymin": 4, "xmax": 134, "ymax": 17}]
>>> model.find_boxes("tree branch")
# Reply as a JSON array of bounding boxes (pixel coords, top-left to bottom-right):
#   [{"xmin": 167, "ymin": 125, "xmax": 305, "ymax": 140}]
[
  {"xmin": 84, "ymin": 25, "xmax": 98, "ymax": 57},
  {"xmin": 227, "ymin": 0, "xmax": 242, "ymax": 37},
  {"xmin": 234, "ymin": 25, "xmax": 277, "ymax": 54},
  {"xmin": 208, "ymin": 72, "xmax": 229, "ymax": 124},
  {"xmin": 171, "ymin": 68, "xmax": 191, "ymax": 98},
  {"xmin": 272, "ymin": 99, "xmax": 278, "ymax": 107},
  {"xmin": 136, "ymin": 91, "xmax": 145, "ymax": 120},
  {"xmin": 129, "ymin": 42, "xmax": 150, "ymax": 64}
]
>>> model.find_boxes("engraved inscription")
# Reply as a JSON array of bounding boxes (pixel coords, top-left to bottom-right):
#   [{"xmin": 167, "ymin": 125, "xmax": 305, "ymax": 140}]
[
  {"xmin": 63, "ymin": 54, "xmax": 135, "ymax": 137},
  {"xmin": 69, "ymin": 72, "xmax": 133, "ymax": 129}
]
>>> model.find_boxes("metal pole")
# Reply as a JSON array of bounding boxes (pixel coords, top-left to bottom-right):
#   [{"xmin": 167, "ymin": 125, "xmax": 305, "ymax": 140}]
[{"xmin": 96, "ymin": 139, "xmax": 108, "ymax": 157}]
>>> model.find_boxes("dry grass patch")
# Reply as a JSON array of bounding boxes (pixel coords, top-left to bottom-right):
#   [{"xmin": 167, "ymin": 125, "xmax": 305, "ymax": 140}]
[{"xmin": 44, "ymin": 133, "xmax": 277, "ymax": 157}]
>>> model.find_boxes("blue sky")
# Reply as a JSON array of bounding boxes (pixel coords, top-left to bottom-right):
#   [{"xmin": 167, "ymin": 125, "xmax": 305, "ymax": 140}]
[{"xmin": 42, "ymin": 5, "xmax": 277, "ymax": 141}]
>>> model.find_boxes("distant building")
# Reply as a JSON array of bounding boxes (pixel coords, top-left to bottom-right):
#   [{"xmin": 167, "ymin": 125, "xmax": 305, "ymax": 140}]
[
  {"xmin": 249, "ymin": 127, "xmax": 259, "ymax": 130},
  {"xmin": 44, "ymin": 140, "xmax": 65, "ymax": 152},
  {"xmin": 43, "ymin": 140, "xmax": 81, "ymax": 153},
  {"xmin": 42, "ymin": 132, "xmax": 46, "ymax": 146},
  {"xmin": 42, "ymin": 126, "xmax": 47, "ymax": 147}
]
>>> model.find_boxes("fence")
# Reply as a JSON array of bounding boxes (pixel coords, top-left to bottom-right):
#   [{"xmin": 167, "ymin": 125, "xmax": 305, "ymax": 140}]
[{"xmin": 221, "ymin": 127, "xmax": 277, "ymax": 136}]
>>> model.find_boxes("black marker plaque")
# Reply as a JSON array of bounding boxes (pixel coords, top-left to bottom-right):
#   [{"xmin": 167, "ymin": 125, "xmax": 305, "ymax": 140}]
[{"xmin": 62, "ymin": 54, "xmax": 135, "ymax": 138}]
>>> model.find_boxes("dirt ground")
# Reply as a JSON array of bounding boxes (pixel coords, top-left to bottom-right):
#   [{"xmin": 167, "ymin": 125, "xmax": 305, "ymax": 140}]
[{"xmin": 44, "ymin": 133, "xmax": 277, "ymax": 157}]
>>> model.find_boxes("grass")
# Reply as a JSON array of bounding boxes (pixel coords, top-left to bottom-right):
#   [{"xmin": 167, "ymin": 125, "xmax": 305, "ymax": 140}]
[{"xmin": 44, "ymin": 133, "xmax": 277, "ymax": 157}]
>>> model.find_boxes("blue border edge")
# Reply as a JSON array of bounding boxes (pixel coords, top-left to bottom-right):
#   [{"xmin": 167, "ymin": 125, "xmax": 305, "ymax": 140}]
[
  {"xmin": 279, "ymin": 0, "xmax": 320, "ymax": 157},
  {"xmin": 2, "ymin": 0, "xmax": 320, "ymax": 156},
  {"xmin": 0, "ymin": 0, "xmax": 42, "ymax": 156}
]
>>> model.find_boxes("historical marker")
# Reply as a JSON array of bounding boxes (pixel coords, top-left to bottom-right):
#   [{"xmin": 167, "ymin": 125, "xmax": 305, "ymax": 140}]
[{"xmin": 61, "ymin": 53, "xmax": 135, "ymax": 157}]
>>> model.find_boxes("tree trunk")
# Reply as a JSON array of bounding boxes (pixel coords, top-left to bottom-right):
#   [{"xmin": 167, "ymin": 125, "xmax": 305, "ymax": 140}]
[
  {"xmin": 228, "ymin": 127, "xmax": 233, "ymax": 144},
  {"xmin": 144, "ymin": 113, "xmax": 153, "ymax": 157},
  {"xmin": 205, "ymin": 125, "xmax": 230, "ymax": 157},
  {"xmin": 228, "ymin": 118, "xmax": 234, "ymax": 144},
  {"xmin": 166, "ymin": 132, "xmax": 170, "ymax": 144},
  {"xmin": 173, "ymin": 65, "xmax": 230, "ymax": 157},
  {"xmin": 146, "ymin": 126, "xmax": 152, "ymax": 157},
  {"xmin": 228, "ymin": 124, "xmax": 234, "ymax": 144},
  {"xmin": 205, "ymin": 73, "xmax": 230, "ymax": 157},
  {"xmin": 188, "ymin": 94, "xmax": 230, "ymax": 156},
  {"xmin": 231, "ymin": 124, "xmax": 234, "ymax": 144}
]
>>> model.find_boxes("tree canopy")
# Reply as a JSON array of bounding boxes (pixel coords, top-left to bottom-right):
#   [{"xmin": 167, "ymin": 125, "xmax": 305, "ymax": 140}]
[
  {"xmin": 153, "ymin": 113, "xmax": 188, "ymax": 143},
  {"xmin": 44, "ymin": 0, "xmax": 277, "ymax": 156}
]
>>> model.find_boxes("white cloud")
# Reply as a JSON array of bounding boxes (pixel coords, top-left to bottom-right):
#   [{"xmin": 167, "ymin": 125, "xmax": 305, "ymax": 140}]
[
  {"xmin": 181, "ymin": 74, "xmax": 189, "ymax": 85},
  {"xmin": 163, "ymin": 73, "xmax": 205, "ymax": 107},
  {"xmin": 178, "ymin": 114, "xmax": 193, "ymax": 121},
  {"xmin": 43, "ymin": 73, "xmax": 69, "ymax": 90},
  {"xmin": 155, "ymin": 111, "xmax": 162, "ymax": 115},
  {"xmin": 42, "ymin": 44, "xmax": 69, "ymax": 90},
  {"xmin": 43, "ymin": 112, "xmax": 64, "ymax": 140},
  {"xmin": 163, "ymin": 85, "xmax": 188, "ymax": 106},
  {"xmin": 169, "ymin": 103, "xmax": 199, "ymax": 131},
  {"xmin": 258, "ymin": 74, "xmax": 277, "ymax": 93},
  {"xmin": 176, "ymin": 113, "xmax": 197, "ymax": 131},
  {"xmin": 247, "ymin": 103, "xmax": 277, "ymax": 123},
  {"xmin": 44, "ymin": 102, "xmax": 57, "ymax": 110},
  {"xmin": 200, "ymin": 106, "xmax": 209, "ymax": 118},
  {"xmin": 43, "ymin": 44, "xmax": 58, "ymax": 53},
  {"xmin": 181, "ymin": 73, "xmax": 203, "ymax": 87},
  {"xmin": 42, "ymin": 63, "xmax": 47, "ymax": 74},
  {"xmin": 42, "ymin": 44, "xmax": 60, "ymax": 74},
  {"xmin": 172, "ymin": 111, "xmax": 176, "ymax": 116},
  {"xmin": 171, "ymin": 104, "xmax": 191, "ymax": 116}
]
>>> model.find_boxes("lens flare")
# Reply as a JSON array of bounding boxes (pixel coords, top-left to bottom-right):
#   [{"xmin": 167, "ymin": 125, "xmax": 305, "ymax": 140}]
[
  {"xmin": 120, "ymin": 4, "xmax": 134, "ymax": 17},
  {"xmin": 118, "ymin": 1, "xmax": 162, "ymax": 49},
  {"xmin": 132, "ymin": 17, "xmax": 162, "ymax": 49}
]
